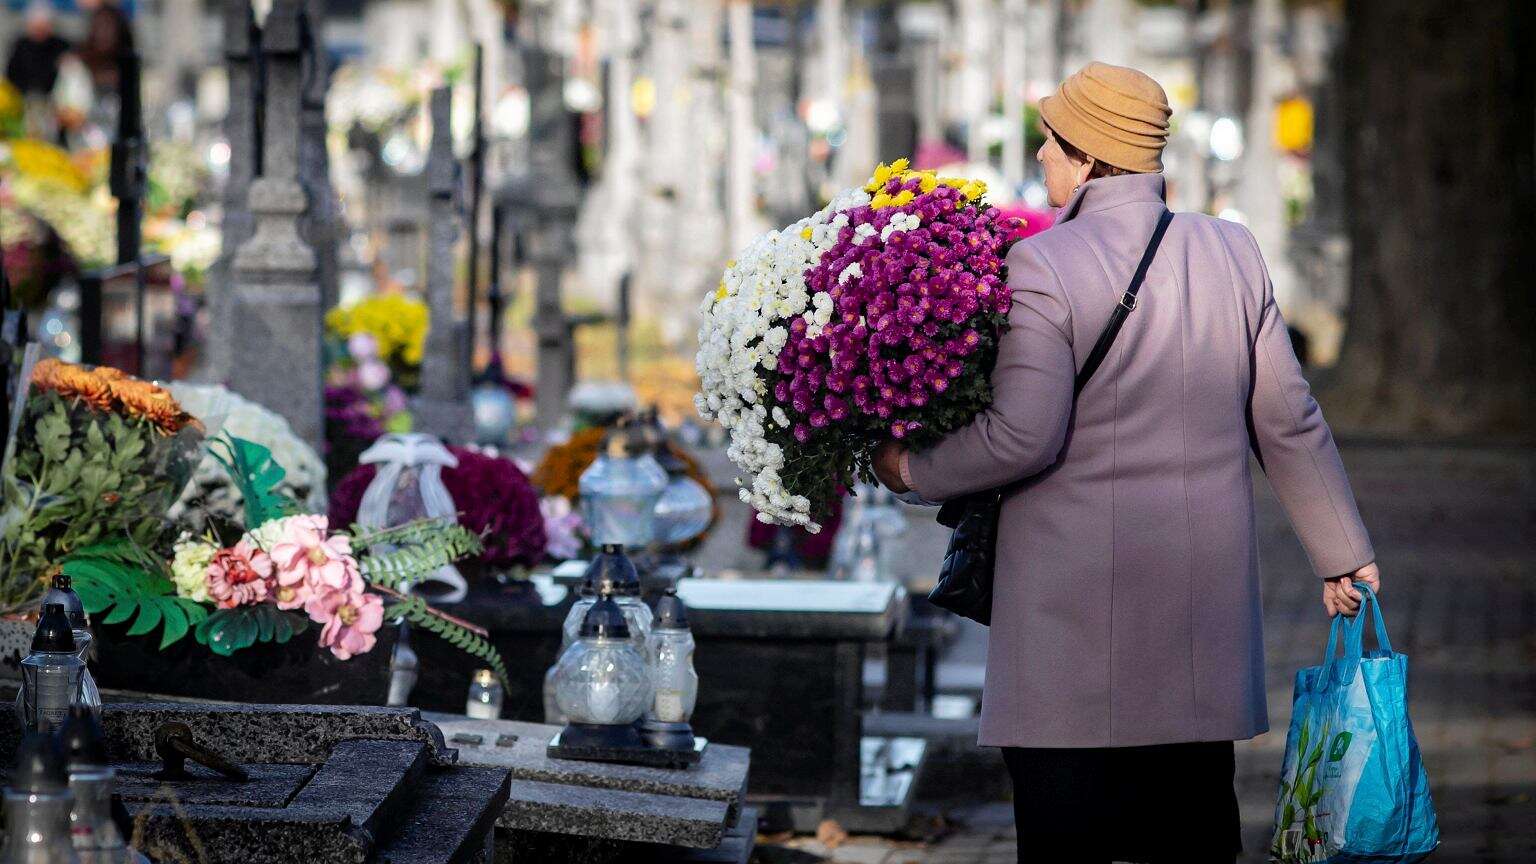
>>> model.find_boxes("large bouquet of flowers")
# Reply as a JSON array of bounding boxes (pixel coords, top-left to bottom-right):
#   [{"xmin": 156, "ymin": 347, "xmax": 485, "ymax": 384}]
[
  {"xmin": 62, "ymin": 435, "xmax": 507, "ymax": 686},
  {"xmin": 696, "ymin": 160, "xmax": 1016, "ymax": 531},
  {"xmin": 0, "ymin": 361, "xmax": 203, "ymax": 614}
]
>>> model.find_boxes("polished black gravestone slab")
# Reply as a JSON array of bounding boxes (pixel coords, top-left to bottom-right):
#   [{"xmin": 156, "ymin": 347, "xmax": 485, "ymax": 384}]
[{"xmin": 0, "ymin": 703, "xmax": 509, "ymax": 864}]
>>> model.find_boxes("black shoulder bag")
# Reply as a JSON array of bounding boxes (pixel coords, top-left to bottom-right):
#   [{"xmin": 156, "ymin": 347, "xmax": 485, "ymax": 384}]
[{"xmin": 927, "ymin": 210, "xmax": 1174, "ymax": 625}]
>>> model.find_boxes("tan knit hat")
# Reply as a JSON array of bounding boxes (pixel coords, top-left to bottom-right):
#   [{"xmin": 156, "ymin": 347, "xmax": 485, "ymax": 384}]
[{"xmin": 1039, "ymin": 62, "xmax": 1171, "ymax": 173}]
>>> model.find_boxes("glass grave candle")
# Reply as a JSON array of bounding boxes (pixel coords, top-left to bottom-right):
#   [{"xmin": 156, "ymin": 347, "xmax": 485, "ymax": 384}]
[
  {"xmin": 553, "ymin": 594, "xmax": 651, "ymax": 748},
  {"xmin": 19, "ymin": 604, "xmax": 85, "ymax": 734},
  {"xmin": 0, "ymin": 733, "xmax": 79, "ymax": 864},
  {"xmin": 641, "ymin": 589, "xmax": 698, "ymax": 750}
]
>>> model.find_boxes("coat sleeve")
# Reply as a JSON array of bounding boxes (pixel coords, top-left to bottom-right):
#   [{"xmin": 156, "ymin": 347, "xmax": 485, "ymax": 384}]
[
  {"xmin": 905, "ymin": 241, "xmax": 1075, "ymax": 501},
  {"xmin": 1241, "ymin": 229, "xmax": 1375, "ymax": 579}
]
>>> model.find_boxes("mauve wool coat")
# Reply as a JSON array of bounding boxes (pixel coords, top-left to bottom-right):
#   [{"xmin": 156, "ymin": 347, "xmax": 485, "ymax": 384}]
[{"xmin": 906, "ymin": 173, "xmax": 1375, "ymax": 748}]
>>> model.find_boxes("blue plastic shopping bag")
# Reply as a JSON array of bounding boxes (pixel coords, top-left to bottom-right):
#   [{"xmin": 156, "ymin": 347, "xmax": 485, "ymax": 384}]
[{"xmin": 1269, "ymin": 584, "xmax": 1439, "ymax": 863}]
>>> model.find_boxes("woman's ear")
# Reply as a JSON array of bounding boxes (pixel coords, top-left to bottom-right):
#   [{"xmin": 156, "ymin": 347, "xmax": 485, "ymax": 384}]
[{"xmin": 1076, "ymin": 158, "xmax": 1096, "ymax": 189}]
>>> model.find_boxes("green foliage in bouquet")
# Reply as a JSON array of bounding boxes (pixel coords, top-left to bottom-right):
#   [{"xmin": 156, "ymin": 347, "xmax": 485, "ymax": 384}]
[
  {"xmin": 0, "ymin": 389, "xmax": 198, "ymax": 615},
  {"xmin": 384, "ymin": 592, "xmax": 509, "ymax": 690},
  {"xmin": 207, "ymin": 435, "xmax": 301, "ymax": 529},
  {"xmin": 62, "ymin": 539, "xmax": 208, "ymax": 650},
  {"xmin": 195, "ymin": 605, "xmax": 309, "ymax": 657},
  {"xmin": 354, "ymin": 519, "xmax": 485, "ymax": 591}
]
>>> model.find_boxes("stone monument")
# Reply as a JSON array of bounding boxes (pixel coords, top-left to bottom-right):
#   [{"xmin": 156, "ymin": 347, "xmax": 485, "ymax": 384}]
[
  {"xmin": 413, "ymin": 87, "xmax": 474, "ymax": 443},
  {"xmin": 227, "ymin": 0, "xmax": 324, "ymax": 449},
  {"xmin": 205, "ymin": 0, "xmax": 261, "ymax": 384}
]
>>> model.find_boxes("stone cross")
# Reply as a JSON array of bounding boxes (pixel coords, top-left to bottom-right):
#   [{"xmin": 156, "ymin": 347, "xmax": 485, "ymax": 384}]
[
  {"xmin": 413, "ymin": 87, "xmax": 473, "ymax": 443},
  {"xmin": 204, "ymin": 0, "xmax": 261, "ymax": 384},
  {"xmin": 228, "ymin": 0, "xmax": 324, "ymax": 449},
  {"xmin": 301, "ymin": 0, "xmax": 340, "ymax": 312},
  {"xmin": 521, "ymin": 41, "xmax": 581, "ymax": 430}
]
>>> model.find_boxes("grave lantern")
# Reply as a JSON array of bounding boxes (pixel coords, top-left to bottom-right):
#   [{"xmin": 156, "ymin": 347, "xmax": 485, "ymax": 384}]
[
  {"xmin": 552, "ymin": 593, "xmax": 652, "ymax": 748},
  {"xmin": 0, "ymin": 732, "xmax": 77, "ymax": 864},
  {"xmin": 577, "ymin": 418, "xmax": 669, "ymax": 550},
  {"xmin": 649, "ymin": 434, "xmax": 713, "ymax": 548},
  {"xmin": 640, "ymin": 588, "xmax": 698, "ymax": 751}
]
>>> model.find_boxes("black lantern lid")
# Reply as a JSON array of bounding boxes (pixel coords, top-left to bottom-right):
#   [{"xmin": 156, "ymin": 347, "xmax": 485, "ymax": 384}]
[
  {"xmin": 32, "ymin": 603, "xmax": 77, "ymax": 653},
  {"xmin": 653, "ymin": 588, "xmax": 690, "ymax": 630},
  {"xmin": 60, "ymin": 705, "xmax": 109, "ymax": 768},
  {"xmin": 578, "ymin": 593, "xmax": 631, "ymax": 640},
  {"xmin": 581, "ymin": 546, "xmax": 641, "ymax": 597},
  {"xmin": 601, "ymin": 415, "xmax": 652, "ymax": 460},
  {"xmin": 10, "ymin": 732, "xmax": 68, "ymax": 794},
  {"xmin": 44, "ymin": 572, "xmax": 88, "ymax": 630}
]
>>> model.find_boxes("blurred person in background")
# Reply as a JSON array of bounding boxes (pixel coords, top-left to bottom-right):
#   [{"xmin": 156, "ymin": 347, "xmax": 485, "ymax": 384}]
[
  {"xmin": 6, "ymin": 4, "xmax": 70, "ymax": 98},
  {"xmin": 76, "ymin": 0, "xmax": 134, "ymax": 97},
  {"xmin": 875, "ymin": 62, "xmax": 1379, "ymax": 863}
]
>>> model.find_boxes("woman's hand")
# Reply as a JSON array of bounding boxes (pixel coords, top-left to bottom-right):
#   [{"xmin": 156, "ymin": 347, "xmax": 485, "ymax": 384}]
[
  {"xmin": 873, "ymin": 441, "xmax": 909, "ymax": 493},
  {"xmin": 1323, "ymin": 561, "xmax": 1381, "ymax": 617}
]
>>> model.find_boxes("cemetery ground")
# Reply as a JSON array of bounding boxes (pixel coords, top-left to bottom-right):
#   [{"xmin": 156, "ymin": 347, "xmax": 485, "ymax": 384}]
[{"xmin": 691, "ymin": 442, "xmax": 1536, "ymax": 864}]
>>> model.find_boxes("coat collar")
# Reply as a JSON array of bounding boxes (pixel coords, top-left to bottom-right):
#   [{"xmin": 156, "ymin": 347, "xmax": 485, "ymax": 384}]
[{"xmin": 1056, "ymin": 172, "xmax": 1167, "ymax": 224}]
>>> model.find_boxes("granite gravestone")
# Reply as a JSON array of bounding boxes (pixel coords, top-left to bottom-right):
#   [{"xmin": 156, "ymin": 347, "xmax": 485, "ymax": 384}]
[
  {"xmin": 0, "ymin": 703, "xmax": 509, "ymax": 864},
  {"xmin": 227, "ymin": 0, "xmax": 324, "ymax": 449},
  {"xmin": 414, "ymin": 87, "xmax": 473, "ymax": 443}
]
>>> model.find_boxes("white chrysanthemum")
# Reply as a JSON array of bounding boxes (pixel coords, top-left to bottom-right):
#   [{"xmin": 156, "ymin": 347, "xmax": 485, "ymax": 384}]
[
  {"xmin": 694, "ymin": 187, "xmax": 869, "ymax": 531},
  {"xmin": 170, "ymin": 533, "xmax": 218, "ymax": 604},
  {"xmin": 166, "ymin": 383, "xmax": 328, "ymax": 531}
]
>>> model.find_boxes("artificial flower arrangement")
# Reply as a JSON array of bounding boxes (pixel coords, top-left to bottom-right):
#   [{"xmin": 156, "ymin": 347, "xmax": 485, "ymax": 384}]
[
  {"xmin": 329, "ymin": 445, "xmax": 547, "ymax": 574},
  {"xmin": 61, "ymin": 434, "xmax": 508, "ymax": 686},
  {"xmin": 696, "ymin": 159, "xmax": 1017, "ymax": 531},
  {"xmin": 0, "ymin": 360, "xmax": 203, "ymax": 616},
  {"xmin": 166, "ymin": 383, "xmax": 328, "ymax": 537}
]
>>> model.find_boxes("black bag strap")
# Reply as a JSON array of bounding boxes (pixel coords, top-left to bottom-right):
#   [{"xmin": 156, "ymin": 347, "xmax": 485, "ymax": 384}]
[{"xmin": 1073, "ymin": 209, "xmax": 1174, "ymax": 395}]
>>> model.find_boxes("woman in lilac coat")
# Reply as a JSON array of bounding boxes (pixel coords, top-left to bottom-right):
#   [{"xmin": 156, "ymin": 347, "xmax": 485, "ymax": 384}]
[{"xmin": 874, "ymin": 63, "xmax": 1380, "ymax": 863}]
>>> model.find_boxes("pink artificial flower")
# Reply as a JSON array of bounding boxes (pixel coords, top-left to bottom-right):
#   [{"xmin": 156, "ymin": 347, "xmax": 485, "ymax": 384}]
[
  {"xmin": 347, "ymin": 332, "xmax": 380, "ymax": 361},
  {"xmin": 269, "ymin": 515, "xmax": 358, "ymax": 592},
  {"xmin": 358, "ymin": 359, "xmax": 391, "ymax": 392},
  {"xmin": 206, "ymin": 540, "xmax": 274, "ymax": 609},
  {"xmin": 306, "ymin": 587, "xmax": 385, "ymax": 660}
]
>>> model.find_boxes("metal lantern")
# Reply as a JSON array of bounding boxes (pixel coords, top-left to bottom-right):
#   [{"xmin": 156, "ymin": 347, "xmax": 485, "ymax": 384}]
[
  {"xmin": 641, "ymin": 589, "xmax": 698, "ymax": 751},
  {"xmin": 61, "ymin": 706, "xmax": 145, "ymax": 863},
  {"xmin": 560, "ymin": 549, "xmax": 653, "ymax": 650},
  {"xmin": 577, "ymin": 420, "xmax": 668, "ymax": 549},
  {"xmin": 552, "ymin": 594, "xmax": 652, "ymax": 748}
]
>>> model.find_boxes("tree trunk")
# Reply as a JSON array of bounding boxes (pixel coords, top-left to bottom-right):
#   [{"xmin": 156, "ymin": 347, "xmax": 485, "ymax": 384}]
[{"xmin": 1330, "ymin": 0, "xmax": 1535, "ymax": 437}]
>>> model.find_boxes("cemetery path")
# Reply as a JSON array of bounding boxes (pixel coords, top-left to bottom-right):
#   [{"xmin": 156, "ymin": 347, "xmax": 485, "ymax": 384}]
[{"xmin": 700, "ymin": 443, "xmax": 1536, "ymax": 864}]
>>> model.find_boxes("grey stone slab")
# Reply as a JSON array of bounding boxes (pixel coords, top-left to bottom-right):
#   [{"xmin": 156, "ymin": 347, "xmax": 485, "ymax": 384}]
[
  {"xmin": 128, "ymin": 805, "xmax": 365, "ymax": 864},
  {"xmin": 83, "ymin": 703, "xmax": 453, "ymax": 766},
  {"xmin": 425, "ymin": 716, "xmax": 749, "ymax": 817},
  {"xmin": 499, "ymin": 778, "xmax": 728, "ymax": 849},
  {"xmin": 373, "ymin": 765, "xmax": 510, "ymax": 864},
  {"xmin": 114, "ymin": 761, "xmax": 313, "ymax": 807},
  {"xmin": 290, "ymin": 740, "xmax": 431, "ymax": 845}
]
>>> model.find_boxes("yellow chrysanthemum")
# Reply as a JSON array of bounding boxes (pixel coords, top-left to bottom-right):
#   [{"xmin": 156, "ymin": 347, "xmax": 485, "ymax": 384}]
[
  {"xmin": 800, "ymin": 227, "xmax": 813, "ymax": 241},
  {"xmin": 918, "ymin": 174, "xmax": 939, "ymax": 194},
  {"xmin": 714, "ymin": 281, "xmax": 729, "ymax": 302},
  {"xmin": 8, "ymin": 140, "xmax": 91, "ymax": 194},
  {"xmin": 326, "ymin": 293, "xmax": 430, "ymax": 366},
  {"xmin": 870, "ymin": 192, "xmax": 893, "ymax": 210}
]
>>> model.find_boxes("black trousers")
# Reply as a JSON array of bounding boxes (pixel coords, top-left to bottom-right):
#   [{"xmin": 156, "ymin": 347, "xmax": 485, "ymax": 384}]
[{"xmin": 1002, "ymin": 741, "xmax": 1242, "ymax": 864}]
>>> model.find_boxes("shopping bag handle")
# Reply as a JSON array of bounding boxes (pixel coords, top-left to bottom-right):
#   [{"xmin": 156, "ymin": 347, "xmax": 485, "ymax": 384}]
[{"xmin": 1319, "ymin": 582, "xmax": 1392, "ymax": 684}]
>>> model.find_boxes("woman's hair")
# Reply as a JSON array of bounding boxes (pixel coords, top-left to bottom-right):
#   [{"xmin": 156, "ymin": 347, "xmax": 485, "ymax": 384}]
[{"xmin": 1046, "ymin": 123, "xmax": 1134, "ymax": 179}]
